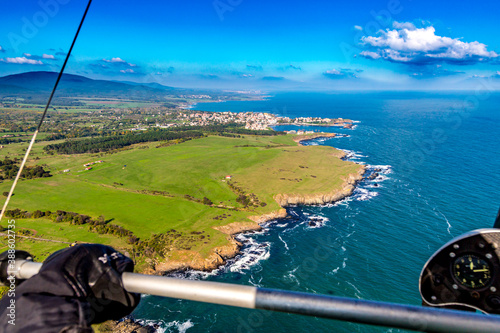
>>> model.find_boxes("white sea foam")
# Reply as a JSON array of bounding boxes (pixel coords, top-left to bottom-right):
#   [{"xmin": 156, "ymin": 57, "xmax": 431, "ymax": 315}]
[
  {"xmin": 324, "ymin": 195, "xmax": 353, "ymax": 208},
  {"xmin": 300, "ymin": 134, "xmax": 348, "ymax": 146},
  {"xmin": 248, "ymin": 274, "xmax": 264, "ymax": 287},
  {"xmin": 354, "ymin": 187, "xmax": 379, "ymax": 201},
  {"xmin": 338, "ymin": 148, "xmax": 366, "ymax": 159},
  {"xmin": 306, "ymin": 215, "xmax": 329, "ymax": 228},
  {"xmin": 368, "ymin": 164, "xmax": 392, "ymax": 175},
  {"xmin": 347, "ymin": 281, "xmax": 362, "ymax": 299},
  {"xmin": 228, "ymin": 236, "xmax": 271, "ymax": 273},
  {"xmin": 136, "ymin": 318, "xmax": 194, "ymax": 333},
  {"xmin": 328, "ymin": 255, "xmax": 348, "ymax": 276},
  {"xmin": 165, "ymin": 319, "xmax": 194, "ymax": 333},
  {"xmin": 278, "ymin": 234, "xmax": 289, "ymax": 251},
  {"xmin": 337, "ymin": 152, "xmax": 393, "ymax": 202},
  {"xmin": 165, "ymin": 229, "xmax": 273, "ymax": 279},
  {"xmin": 434, "ymin": 208, "xmax": 453, "ymax": 236},
  {"xmin": 345, "ymin": 230, "xmax": 356, "ymax": 239},
  {"xmin": 284, "ymin": 267, "xmax": 300, "ymax": 286}
]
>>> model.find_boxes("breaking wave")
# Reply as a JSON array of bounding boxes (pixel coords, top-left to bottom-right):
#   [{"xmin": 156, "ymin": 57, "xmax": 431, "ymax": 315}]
[{"xmin": 135, "ymin": 318, "xmax": 194, "ymax": 333}]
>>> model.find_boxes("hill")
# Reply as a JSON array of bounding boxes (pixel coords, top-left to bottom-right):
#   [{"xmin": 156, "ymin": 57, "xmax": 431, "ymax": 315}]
[{"xmin": 0, "ymin": 71, "xmax": 252, "ymax": 102}]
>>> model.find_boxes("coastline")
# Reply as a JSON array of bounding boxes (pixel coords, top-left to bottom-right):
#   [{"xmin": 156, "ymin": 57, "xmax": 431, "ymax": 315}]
[
  {"xmin": 181, "ymin": 94, "xmax": 270, "ymax": 110},
  {"xmin": 148, "ymin": 134, "xmax": 366, "ymax": 276},
  {"xmin": 278, "ymin": 121, "xmax": 355, "ymax": 129},
  {"xmin": 293, "ymin": 132, "xmax": 338, "ymax": 145}
]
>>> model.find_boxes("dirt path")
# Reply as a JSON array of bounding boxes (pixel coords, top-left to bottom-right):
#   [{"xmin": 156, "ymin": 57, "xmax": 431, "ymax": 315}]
[{"xmin": 0, "ymin": 233, "xmax": 71, "ymax": 244}]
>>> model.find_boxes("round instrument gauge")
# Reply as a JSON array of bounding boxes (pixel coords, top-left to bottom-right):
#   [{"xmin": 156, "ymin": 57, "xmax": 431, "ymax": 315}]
[{"xmin": 452, "ymin": 254, "xmax": 492, "ymax": 289}]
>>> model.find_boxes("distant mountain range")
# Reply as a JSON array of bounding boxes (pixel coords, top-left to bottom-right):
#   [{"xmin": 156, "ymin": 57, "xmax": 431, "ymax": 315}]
[{"xmin": 0, "ymin": 71, "xmax": 234, "ymax": 101}]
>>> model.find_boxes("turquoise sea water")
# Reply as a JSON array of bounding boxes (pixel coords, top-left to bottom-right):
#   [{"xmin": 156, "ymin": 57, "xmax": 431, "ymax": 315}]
[{"xmin": 132, "ymin": 92, "xmax": 500, "ymax": 332}]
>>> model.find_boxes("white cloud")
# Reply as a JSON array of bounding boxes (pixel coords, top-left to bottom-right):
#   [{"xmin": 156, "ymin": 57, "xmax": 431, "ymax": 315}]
[
  {"xmin": 1, "ymin": 57, "xmax": 43, "ymax": 65},
  {"xmin": 325, "ymin": 69, "xmax": 341, "ymax": 75},
  {"xmin": 323, "ymin": 68, "xmax": 360, "ymax": 79},
  {"xmin": 102, "ymin": 57, "xmax": 136, "ymax": 68},
  {"xmin": 103, "ymin": 57, "xmax": 126, "ymax": 63},
  {"xmin": 392, "ymin": 21, "xmax": 416, "ymax": 30},
  {"xmin": 361, "ymin": 22, "xmax": 498, "ymax": 64},
  {"xmin": 120, "ymin": 69, "xmax": 135, "ymax": 73},
  {"xmin": 23, "ymin": 53, "xmax": 56, "ymax": 60},
  {"xmin": 360, "ymin": 51, "xmax": 381, "ymax": 60},
  {"xmin": 354, "ymin": 25, "xmax": 363, "ymax": 31}
]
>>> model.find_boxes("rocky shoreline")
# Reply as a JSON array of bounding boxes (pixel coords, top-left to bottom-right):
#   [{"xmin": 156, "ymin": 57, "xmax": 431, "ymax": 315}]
[
  {"xmin": 98, "ymin": 318, "xmax": 156, "ymax": 333},
  {"xmin": 293, "ymin": 132, "xmax": 337, "ymax": 145},
  {"xmin": 274, "ymin": 167, "xmax": 366, "ymax": 206},
  {"xmin": 143, "ymin": 210, "xmax": 287, "ymax": 275}
]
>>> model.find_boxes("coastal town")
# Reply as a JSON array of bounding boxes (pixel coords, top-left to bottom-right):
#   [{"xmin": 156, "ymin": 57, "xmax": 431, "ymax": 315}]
[{"xmin": 146, "ymin": 110, "xmax": 355, "ymax": 131}]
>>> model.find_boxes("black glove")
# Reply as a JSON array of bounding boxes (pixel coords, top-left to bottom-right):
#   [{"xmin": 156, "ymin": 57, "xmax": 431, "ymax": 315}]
[{"xmin": 0, "ymin": 244, "xmax": 140, "ymax": 333}]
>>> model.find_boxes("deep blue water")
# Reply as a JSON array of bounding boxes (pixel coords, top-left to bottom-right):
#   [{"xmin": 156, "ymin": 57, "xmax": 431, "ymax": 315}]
[{"xmin": 132, "ymin": 92, "xmax": 500, "ymax": 332}]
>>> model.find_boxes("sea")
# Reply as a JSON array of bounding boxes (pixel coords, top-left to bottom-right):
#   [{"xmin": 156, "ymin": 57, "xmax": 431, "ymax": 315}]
[{"xmin": 131, "ymin": 91, "xmax": 500, "ymax": 332}]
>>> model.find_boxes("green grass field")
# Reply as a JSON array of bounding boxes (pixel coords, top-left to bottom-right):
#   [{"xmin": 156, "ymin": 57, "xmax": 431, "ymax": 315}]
[
  {"xmin": 0, "ymin": 134, "xmax": 362, "ymax": 266},
  {"xmin": 0, "ymin": 218, "xmax": 128, "ymax": 262}
]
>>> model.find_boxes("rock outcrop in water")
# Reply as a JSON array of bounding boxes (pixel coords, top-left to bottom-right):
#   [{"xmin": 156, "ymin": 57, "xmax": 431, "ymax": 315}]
[{"xmin": 98, "ymin": 318, "xmax": 157, "ymax": 333}]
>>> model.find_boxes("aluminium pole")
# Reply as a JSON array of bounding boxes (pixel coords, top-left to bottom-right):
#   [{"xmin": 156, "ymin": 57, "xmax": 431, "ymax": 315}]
[{"xmin": 7, "ymin": 260, "xmax": 500, "ymax": 333}]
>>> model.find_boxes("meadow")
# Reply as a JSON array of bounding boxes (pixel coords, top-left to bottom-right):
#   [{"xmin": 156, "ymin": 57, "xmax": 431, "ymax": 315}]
[{"xmin": 0, "ymin": 134, "xmax": 362, "ymax": 269}]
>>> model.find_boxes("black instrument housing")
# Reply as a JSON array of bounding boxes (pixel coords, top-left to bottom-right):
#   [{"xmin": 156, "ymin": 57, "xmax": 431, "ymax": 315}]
[{"xmin": 420, "ymin": 229, "xmax": 500, "ymax": 314}]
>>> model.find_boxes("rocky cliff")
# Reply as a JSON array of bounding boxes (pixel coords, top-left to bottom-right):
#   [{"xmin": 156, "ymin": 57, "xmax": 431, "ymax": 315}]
[
  {"xmin": 274, "ymin": 167, "xmax": 366, "ymax": 206},
  {"xmin": 149, "ymin": 236, "xmax": 241, "ymax": 274},
  {"xmin": 248, "ymin": 208, "xmax": 288, "ymax": 224},
  {"xmin": 293, "ymin": 133, "xmax": 337, "ymax": 145}
]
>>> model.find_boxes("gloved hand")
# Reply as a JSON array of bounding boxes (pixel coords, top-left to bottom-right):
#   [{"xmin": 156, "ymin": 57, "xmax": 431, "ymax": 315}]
[{"xmin": 0, "ymin": 244, "xmax": 140, "ymax": 333}]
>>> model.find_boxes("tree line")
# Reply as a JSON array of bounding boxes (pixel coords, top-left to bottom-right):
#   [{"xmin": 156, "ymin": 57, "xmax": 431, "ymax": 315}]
[
  {"xmin": 2, "ymin": 208, "xmax": 210, "ymax": 265},
  {"xmin": 180, "ymin": 123, "xmax": 285, "ymax": 136},
  {"xmin": 43, "ymin": 129, "xmax": 204, "ymax": 154},
  {"xmin": 0, "ymin": 158, "xmax": 51, "ymax": 181},
  {"xmin": 4, "ymin": 209, "xmax": 136, "ymax": 244}
]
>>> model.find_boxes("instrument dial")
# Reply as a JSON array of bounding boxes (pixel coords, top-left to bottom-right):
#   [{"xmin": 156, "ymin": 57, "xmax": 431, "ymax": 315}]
[{"xmin": 452, "ymin": 254, "xmax": 492, "ymax": 289}]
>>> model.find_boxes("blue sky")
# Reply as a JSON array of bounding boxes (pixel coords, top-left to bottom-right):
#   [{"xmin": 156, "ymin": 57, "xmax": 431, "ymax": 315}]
[{"xmin": 0, "ymin": 0, "xmax": 499, "ymax": 90}]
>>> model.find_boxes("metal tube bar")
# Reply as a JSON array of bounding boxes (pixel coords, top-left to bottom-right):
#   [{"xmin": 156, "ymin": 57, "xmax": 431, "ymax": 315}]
[
  {"xmin": 123, "ymin": 272, "xmax": 256, "ymax": 308},
  {"xmin": 10, "ymin": 261, "xmax": 500, "ymax": 333},
  {"xmin": 256, "ymin": 288, "xmax": 500, "ymax": 333}
]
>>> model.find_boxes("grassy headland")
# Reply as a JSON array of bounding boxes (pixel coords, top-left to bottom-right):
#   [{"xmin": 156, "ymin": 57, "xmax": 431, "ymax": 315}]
[{"xmin": 0, "ymin": 131, "xmax": 363, "ymax": 273}]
